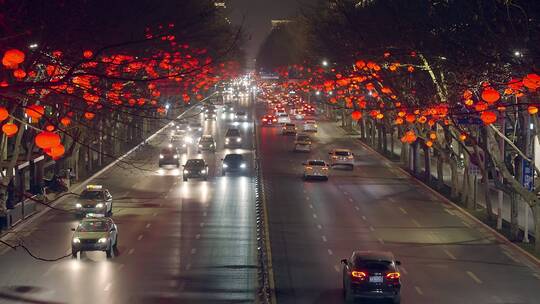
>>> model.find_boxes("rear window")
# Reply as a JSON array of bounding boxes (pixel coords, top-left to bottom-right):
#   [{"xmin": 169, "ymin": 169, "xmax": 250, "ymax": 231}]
[
  {"xmin": 335, "ymin": 151, "xmax": 351, "ymax": 156},
  {"xmin": 353, "ymin": 260, "xmax": 393, "ymax": 271},
  {"xmin": 224, "ymin": 154, "xmax": 243, "ymax": 161},
  {"xmin": 285, "ymin": 123, "xmax": 295, "ymax": 127},
  {"xmin": 226, "ymin": 129, "xmax": 240, "ymax": 137},
  {"xmin": 308, "ymin": 160, "xmax": 325, "ymax": 166}
]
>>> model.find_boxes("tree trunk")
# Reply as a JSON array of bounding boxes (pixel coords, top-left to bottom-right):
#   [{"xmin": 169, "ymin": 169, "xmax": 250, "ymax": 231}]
[
  {"xmin": 436, "ymin": 156, "xmax": 444, "ymax": 190},
  {"xmin": 382, "ymin": 126, "xmax": 388, "ymax": 153},
  {"xmin": 424, "ymin": 146, "xmax": 431, "ymax": 183},
  {"xmin": 510, "ymin": 193, "xmax": 519, "ymax": 241},
  {"xmin": 450, "ymin": 159, "xmax": 459, "ymax": 199},
  {"xmin": 483, "ymin": 172, "xmax": 495, "ymax": 222},
  {"xmin": 390, "ymin": 128, "xmax": 394, "ymax": 155},
  {"xmin": 533, "ymin": 204, "xmax": 540, "ymax": 253}
]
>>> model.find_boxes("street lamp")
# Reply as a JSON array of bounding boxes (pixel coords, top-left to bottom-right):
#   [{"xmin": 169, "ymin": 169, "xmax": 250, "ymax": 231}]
[
  {"xmin": 514, "ymin": 50, "xmax": 523, "ymax": 58},
  {"xmin": 322, "ymin": 60, "xmax": 329, "ymax": 67},
  {"xmin": 315, "ymin": 91, "xmax": 321, "ymax": 96},
  {"xmin": 29, "ymin": 43, "xmax": 38, "ymax": 49}
]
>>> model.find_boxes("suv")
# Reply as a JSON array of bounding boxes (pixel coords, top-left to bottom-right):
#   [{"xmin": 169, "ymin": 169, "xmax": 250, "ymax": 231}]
[
  {"xmin": 205, "ymin": 109, "xmax": 217, "ymax": 120},
  {"xmin": 198, "ymin": 135, "xmax": 216, "ymax": 153},
  {"xmin": 159, "ymin": 147, "xmax": 180, "ymax": 167},
  {"xmin": 329, "ymin": 148, "xmax": 354, "ymax": 169},
  {"xmin": 222, "ymin": 154, "xmax": 247, "ymax": 175},
  {"xmin": 341, "ymin": 251, "xmax": 401, "ymax": 303},
  {"xmin": 74, "ymin": 185, "xmax": 113, "ymax": 217},
  {"xmin": 170, "ymin": 135, "xmax": 187, "ymax": 152},
  {"xmin": 182, "ymin": 159, "xmax": 209, "ymax": 181},
  {"xmin": 282, "ymin": 123, "xmax": 297, "ymax": 135},
  {"xmin": 294, "ymin": 133, "xmax": 312, "ymax": 152},
  {"xmin": 224, "ymin": 128, "xmax": 242, "ymax": 148}
]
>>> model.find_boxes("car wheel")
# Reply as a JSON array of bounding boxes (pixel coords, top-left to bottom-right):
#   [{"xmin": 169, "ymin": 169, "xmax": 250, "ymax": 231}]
[
  {"xmin": 71, "ymin": 250, "xmax": 78, "ymax": 259},
  {"xmin": 392, "ymin": 295, "xmax": 401, "ymax": 304},
  {"xmin": 222, "ymin": 171, "xmax": 226, "ymax": 176},
  {"xmin": 344, "ymin": 286, "xmax": 354, "ymax": 303},
  {"xmin": 349, "ymin": 165, "xmax": 354, "ymax": 171},
  {"xmin": 113, "ymin": 236, "xmax": 118, "ymax": 250},
  {"xmin": 183, "ymin": 177, "xmax": 188, "ymax": 182},
  {"xmin": 106, "ymin": 246, "xmax": 113, "ymax": 258}
]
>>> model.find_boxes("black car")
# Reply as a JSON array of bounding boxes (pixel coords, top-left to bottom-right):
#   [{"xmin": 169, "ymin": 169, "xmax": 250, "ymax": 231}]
[
  {"xmin": 221, "ymin": 154, "xmax": 247, "ymax": 176},
  {"xmin": 159, "ymin": 147, "xmax": 180, "ymax": 167},
  {"xmin": 341, "ymin": 251, "xmax": 401, "ymax": 303},
  {"xmin": 182, "ymin": 159, "xmax": 209, "ymax": 181}
]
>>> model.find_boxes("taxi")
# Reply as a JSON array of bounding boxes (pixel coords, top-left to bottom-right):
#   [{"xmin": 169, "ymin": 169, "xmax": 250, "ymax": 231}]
[
  {"xmin": 75, "ymin": 185, "xmax": 113, "ymax": 217},
  {"xmin": 302, "ymin": 160, "xmax": 330, "ymax": 181},
  {"xmin": 71, "ymin": 214, "xmax": 118, "ymax": 258}
]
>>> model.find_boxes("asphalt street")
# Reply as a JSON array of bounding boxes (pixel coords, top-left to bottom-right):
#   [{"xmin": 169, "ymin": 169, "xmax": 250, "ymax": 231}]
[
  {"xmin": 257, "ymin": 101, "xmax": 540, "ymax": 304},
  {"xmin": 0, "ymin": 96, "xmax": 257, "ymax": 304}
]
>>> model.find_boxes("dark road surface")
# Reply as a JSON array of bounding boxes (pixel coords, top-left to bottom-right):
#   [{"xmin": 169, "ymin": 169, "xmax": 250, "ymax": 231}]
[
  {"xmin": 257, "ymin": 101, "xmax": 540, "ymax": 304},
  {"xmin": 0, "ymin": 96, "xmax": 256, "ymax": 304}
]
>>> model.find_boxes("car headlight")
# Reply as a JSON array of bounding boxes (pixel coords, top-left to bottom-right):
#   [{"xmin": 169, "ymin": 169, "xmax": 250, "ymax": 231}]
[
  {"xmin": 225, "ymin": 138, "xmax": 230, "ymax": 142},
  {"xmin": 98, "ymin": 237, "xmax": 108, "ymax": 243},
  {"xmin": 240, "ymin": 163, "xmax": 246, "ymax": 169},
  {"xmin": 199, "ymin": 144, "xmax": 203, "ymax": 147},
  {"xmin": 96, "ymin": 203, "xmax": 104, "ymax": 209},
  {"xmin": 183, "ymin": 170, "xmax": 188, "ymax": 174},
  {"xmin": 182, "ymin": 144, "xmax": 186, "ymax": 147},
  {"xmin": 236, "ymin": 138, "xmax": 241, "ymax": 142},
  {"xmin": 174, "ymin": 154, "xmax": 178, "ymax": 159},
  {"xmin": 75, "ymin": 203, "xmax": 82, "ymax": 208},
  {"xmin": 185, "ymin": 136, "xmax": 192, "ymax": 143},
  {"xmin": 159, "ymin": 154, "xmax": 164, "ymax": 159},
  {"xmin": 223, "ymin": 163, "xmax": 228, "ymax": 168},
  {"xmin": 72, "ymin": 238, "xmax": 81, "ymax": 244},
  {"xmin": 201, "ymin": 169, "xmax": 206, "ymax": 174}
]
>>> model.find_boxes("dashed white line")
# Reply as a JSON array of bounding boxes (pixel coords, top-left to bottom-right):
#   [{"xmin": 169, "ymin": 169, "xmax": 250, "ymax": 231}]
[
  {"xmin": 137, "ymin": 235, "xmax": 144, "ymax": 241},
  {"xmin": 502, "ymin": 251, "xmax": 520, "ymax": 263},
  {"xmin": 443, "ymin": 249, "xmax": 456, "ymax": 260},
  {"xmin": 377, "ymin": 238, "xmax": 384, "ymax": 244},
  {"xmin": 369, "ymin": 226, "xmax": 375, "ymax": 232},
  {"xmin": 399, "ymin": 207, "xmax": 408, "ymax": 215},
  {"xmin": 312, "ymin": 214, "xmax": 318, "ymax": 219},
  {"xmin": 104, "ymin": 283, "xmax": 111, "ymax": 291},
  {"xmin": 195, "ymin": 234, "xmax": 201, "ymax": 239},
  {"xmin": 128, "ymin": 248, "xmax": 135, "ymax": 255},
  {"xmin": 191, "ymin": 248, "xmax": 197, "ymax": 254},
  {"xmin": 334, "ymin": 265, "xmax": 340, "ymax": 272},
  {"xmin": 355, "ymin": 206, "xmax": 360, "ymax": 211},
  {"xmin": 466, "ymin": 271, "xmax": 483, "ymax": 284},
  {"xmin": 361, "ymin": 216, "xmax": 367, "ymax": 221},
  {"xmin": 152, "ymin": 212, "xmax": 158, "ymax": 217},
  {"xmin": 305, "ymin": 196, "xmax": 311, "ymax": 201},
  {"xmin": 317, "ymin": 224, "xmax": 323, "ymax": 230},
  {"xmin": 411, "ymin": 219, "xmax": 422, "ymax": 227},
  {"xmin": 327, "ymin": 249, "xmax": 333, "ymax": 256},
  {"xmin": 461, "ymin": 220, "xmax": 472, "ymax": 228},
  {"xmin": 309, "ymin": 204, "xmax": 314, "ymax": 209},
  {"xmin": 321, "ymin": 236, "xmax": 327, "ymax": 242},
  {"xmin": 415, "ymin": 286, "xmax": 424, "ymax": 295},
  {"xmin": 348, "ymin": 198, "xmax": 354, "ymax": 202},
  {"xmin": 145, "ymin": 223, "xmax": 151, "ymax": 229}
]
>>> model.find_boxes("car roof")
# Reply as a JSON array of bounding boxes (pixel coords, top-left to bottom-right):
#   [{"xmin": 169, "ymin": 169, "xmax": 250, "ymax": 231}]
[
  {"xmin": 333, "ymin": 148, "xmax": 351, "ymax": 153},
  {"xmin": 352, "ymin": 250, "xmax": 395, "ymax": 262}
]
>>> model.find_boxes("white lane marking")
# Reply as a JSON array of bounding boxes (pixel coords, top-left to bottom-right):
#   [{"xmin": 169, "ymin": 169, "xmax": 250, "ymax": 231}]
[
  {"xmin": 306, "ymin": 196, "xmax": 310, "ymax": 201},
  {"xmin": 309, "ymin": 204, "xmax": 314, "ymax": 209},
  {"xmin": 399, "ymin": 207, "xmax": 407, "ymax": 214},
  {"xmin": 191, "ymin": 248, "xmax": 197, "ymax": 254},
  {"xmin": 327, "ymin": 249, "xmax": 333, "ymax": 256},
  {"xmin": 312, "ymin": 214, "xmax": 318, "ymax": 219},
  {"xmin": 443, "ymin": 249, "xmax": 456, "ymax": 260},
  {"xmin": 200, "ymin": 222, "xmax": 205, "ymax": 227},
  {"xmin": 348, "ymin": 198, "xmax": 353, "ymax": 202},
  {"xmin": 400, "ymin": 266, "xmax": 408, "ymax": 275},
  {"xmin": 317, "ymin": 224, "xmax": 322, "ymax": 230},
  {"xmin": 502, "ymin": 251, "xmax": 520, "ymax": 263},
  {"xmin": 377, "ymin": 238, "xmax": 384, "ymax": 244},
  {"xmin": 532, "ymin": 273, "xmax": 540, "ymax": 280},
  {"xmin": 369, "ymin": 226, "xmax": 375, "ymax": 232},
  {"xmin": 104, "ymin": 283, "xmax": 111, "ymax": 292},
  {"xmin": 322, "ymin": 236, "xmax": 327, "ymax": 242},
  {"xmin": 185, "ymin": 263, "xmax": 191, "ymax": 270},
  {"xmin": 152, "ymin": 212, "xmax": 158, "ymax": 217},
  {"xmin": 343, "ymin": 191, "xmax": 349, "ymax": 196},
  {"xmin": 145, "ymin": 223, "xmax": 151, "ymax": 229},
  {"xmin": 195, "ymin": 234, "xmax": 201, "ymax": 239},
  {"xmin": 137, "ymin": 235, "xmax": 144, "ymax": 241},
  {"xmin": 303, "ymin": 189, "xmax": 307, "ymax": 194},
  {"xmin": 42, "ymin": 264, "xmax": 58, "ymax": 277},
  {"xmin": 203, "ymin": 212, "xmax": 207, "ymax": 217},
  {"xmin": 128, "ymin": 248, "xmax": 135, "ymax": 255},
  {"xmin": 444, "ymin": 209, "xmax": 455, "ymax": 216},
  {"xmin": 461, "ymin": 220, "xmax": 471, "ymax": 228},
  {"xmin": 334, "ymin": 265, "xmax": 340, "ymax": 272},
  {"xmin": 466, "ymin": 271, "xmax": 483, "ymax": 284},
  {"xmin": 415, "ymin": 286, "xmax": 423, "ymax": 295},
  {"xmin": 361, "ymin": 216, "xmax": 367, "ymax": 221},
  {"xmin": 388, "ymin": 197, "xmax": 396, "ymax": 203},
  {"xmin": 411, "ymin": 219, "xmax": 422, "ymax": 227},
  {"xmin": 355, "ymin": 206, "xmax": 360, "ymax": 211}
]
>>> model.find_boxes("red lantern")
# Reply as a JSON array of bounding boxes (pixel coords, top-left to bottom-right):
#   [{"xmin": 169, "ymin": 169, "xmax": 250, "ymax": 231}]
[
  {"xmin": 2, "ymin": 49, "xmax": 25, "ymax": 68},
  {"xmin": 480, "ymin": 111, "xmax": 497, "ymax": 125},
  {"xmin": 83, "ymin": 50, "xmax": 94, "ymax": 59},
  {"xmin": 60, "ymin": 117, "xmax": 71, "ymax": 126},
  {"xmin": 13, "ymin": 68, "xmax": 26, "ymax": 79},
  {"xmin": 84, "ymin": 112, "xmax": 95, "ymax": 120},
  {"xmin": 405, "ymin": 114, "xmax": 416, "ymax": 123},
  {"xmin": 46, "ymin": 144, "xmax": 65, "ymax": 159},
  {"xmin": 26, "ymin": 105, "xmax": 45, "ymax": 120},
  {"xmin": 523, "ymin": 74, "xmax": 540, "ymax": 91},
  {"xmin": 2, "ymin": 123, "xmax": 18, "ymax": 137},
  {"xmin": 351, "ymin": 111, "xmax": 362, "ymax": 120},
  {"xmin": 528, "ymin": 106, "xmax": 538, "ymax": 115},
  {"xmin": 0, "ymin": 107, "xmax": 8, "ymax": 121},
  {"xmin": 481, "ymin": 88, "xmax": 500, "ymax": 103},
  {"xmin": 35, "ymin": 131, "xmax": 61, "ymax": 149},
  {"xmin": 45, "ymin": 125, "xmax": 55, "ymax": 132}
]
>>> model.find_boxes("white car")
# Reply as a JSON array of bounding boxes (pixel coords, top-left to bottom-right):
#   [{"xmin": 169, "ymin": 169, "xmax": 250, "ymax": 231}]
[
  {"xmin": 294, "ymin": 133, "xmax": 312, "ymax": 152},
  {"xmin": 282, "ymin": 123, "xmax": 297, "ymax": 135},
  {"xmin": 329, "ymin": 149, "xmax": 354, "ymax": 169},
  {"xmin": 303, "ymin": 120, "xmax": 318, "ymax": 132},
  {"xmin": 303, "ymin": 160, "xmax": 329, "ymax": 180},
  {"xmin": 277, "ymin": 113, "xmax": 291, "ymax": 124}
]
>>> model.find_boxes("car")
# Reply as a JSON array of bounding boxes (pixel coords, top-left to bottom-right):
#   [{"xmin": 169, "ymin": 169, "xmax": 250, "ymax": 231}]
[
  {"xmin": 198, "ymin": 134, "xmax": 216, "ymax": 152},
  {"xmin": 282, "ymin": 123, "xmax": 297, "ymax": 135},
  {"xmin": 293, "ymin": 109, "xmax": 305, "ymax": 120},
  {"xmin": 224, "ymin": 128, "xmax": 242, "ymax": 148},
  {"xmin": 235, "ymin": 111, "xmax": 248, "ymax": 121},
  {"xmin": 329, "ymin": 148, "xmax": 354, "ymax": 169},
  {"xmin": 223, "ymin": 104, "xmax": 234, "ymax": 113},
  {"xmin": 341, "ymin": 251, "xmax": 401, "ymax": 303},
  {"xmin": 170, "ymin": 135, "xmax": 187, "ymax": 152},
  {"xmin": 294, "ymin": 133, "xmax": 312, "ymax": 152},
  {"xmin": 277, "ymin": 113, "xmax": 291, "ymax": 124},
  {"xmin": 174, "ymin": 120, "xmax": 189, "ymax": 132},
  {"xmin": 188, "ymin": 122, "xmax": 203, "ymax": 132},
  {"xmin": 159, "ymin": 147, "xmax": 180, "ymax": 167},
  {"xmin": 205, "ymin": 110, "xmax": 217, "ymax": 120},
  {"xmin": 182, "ymin": 159, "xmax": 209, "ymax": 181},
  {"xmin": 222, "ymin": 154, "xmax": 247, "ymax": 175},
  {"xmin": 303, "ymin": 120, "xmax": 318, "ymax": 132},
  {"xmin": 75, "ymin": 185, "xmax": 113, "ymax": 217},
  {"xmin": 262, "ymin": 114, "xmax": 277, "ymax": 126},
  {"xmin": 71, "ymin": 214, "xmax": 118, "ymax": 258},
  {"xmin": 203, "ymin": 104, "xmax": 216, "ymax": 113},
  {"xmin": 302, "ymin": 160, "xmax": 329, "ymax": 180}
]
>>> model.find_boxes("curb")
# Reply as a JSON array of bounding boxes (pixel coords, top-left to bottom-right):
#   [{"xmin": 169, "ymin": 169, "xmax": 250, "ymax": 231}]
[{"xmin": 355, "ymin": 138, "xmax": 540, "ymax": 268}]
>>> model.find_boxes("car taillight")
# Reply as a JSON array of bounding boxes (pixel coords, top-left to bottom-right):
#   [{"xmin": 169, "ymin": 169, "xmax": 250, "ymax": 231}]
[
  {"xmin": 386, "ymin": 272, "xmax": 400, "ymax": 280},
  {"xmin": 262, "ymin": 118, "xmax": 268, "ymax": 122},
  {"xmin": 322, "ymin": 167, "xmax": 329, "ymax": 170},
  {"xmin": 305, "ymin": 166, "xmax": 313, "ymax": 170},
  {"xmin": 351, "ymin": 271, "xmax": 367, "ymax": 280},
  {"xmin": 348, "ymin": 155, "xmax": 354, "ymax": 159},
  {"xmin": 273, "ymin": 118, "xmax": 277, "ymax": 122}
]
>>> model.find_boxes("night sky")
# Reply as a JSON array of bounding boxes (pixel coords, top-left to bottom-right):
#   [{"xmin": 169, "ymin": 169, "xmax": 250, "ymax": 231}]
[{"xmin": 229, "ymin": 0, "xmax": 308, "ymax": 62}]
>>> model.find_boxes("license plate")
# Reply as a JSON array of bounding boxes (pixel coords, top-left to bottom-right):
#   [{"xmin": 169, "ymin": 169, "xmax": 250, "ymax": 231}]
[{"xmin": 369, "ymin": 276, "xmax": 383, "ymax": 283}]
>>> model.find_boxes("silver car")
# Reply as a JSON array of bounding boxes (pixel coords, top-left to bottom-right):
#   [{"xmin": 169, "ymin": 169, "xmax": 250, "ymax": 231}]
[
  {"xmin": 198, "ymin": 135, "xmax": 216, "ymax": 152},
  {"xmin": 75, "ymin": 185, "xmax": 113, "ymax": 217}
]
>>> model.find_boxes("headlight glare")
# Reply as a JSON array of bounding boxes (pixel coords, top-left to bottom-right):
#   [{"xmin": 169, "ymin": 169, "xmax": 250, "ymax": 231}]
[
  {"xmin": 98, "ymin": 237, "xmax": 108, "ymax": 243},
  {"xmin": 75, "ymin": 203, "xmax": 82, "ymax": 208},
  {"xmin": 72, "ymin": 238, "xmax": 81, "ymax": 243}
]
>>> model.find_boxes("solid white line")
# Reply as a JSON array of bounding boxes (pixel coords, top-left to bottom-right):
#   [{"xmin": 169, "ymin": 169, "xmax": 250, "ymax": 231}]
[
  {"xmin": 444, "ymin": 209, "xmax": 455, "ymax": 216},
  {"xmin": 466, "ymin": 271, "xmax": 483, "ymax": 284},
  {"xmin": 415, "ymin": 286, "xmax": 423, "ymax": 295},
  {"xmin": 137, "ymin": 235, "xmax": 144, "ymax": 241},
  {"xmin": 399, "ymin": 207, "xmax": 408, "ymax": 214},
  {"xmin": 321, "ymin": 235, "xmax": 327, "ymax": 242},
  {"xmin": 461, "ymin": 220, "xmax": 472, "ymax": 228},
  {"xmin": 443, "ymin": 249, "xmax": 456, "ymax": 260}
]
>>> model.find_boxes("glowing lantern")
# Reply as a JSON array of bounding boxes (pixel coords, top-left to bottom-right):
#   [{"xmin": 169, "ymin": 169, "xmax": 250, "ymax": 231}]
[
  {"xmin": 395, "ymin": 117, "xmax": 404, "ymax": 125},
  {"xmin": 474, "ymin": 102, "xmax": 488, "ymax": 112},
  {"xmin": 83, "ymin": 50, "xmax": 94, "ymax": 59},
  {"xmin": 2, "ymin": 49, "xmax": 25, "ymax": 68},
  {"xmin": 407, "ymin": 66, "xmax": 415, "ymax": 73},
  {"xmin": 35, "ymin": 131, "xmax": 61, "ymax": 149},
  {"xmin": 429, "ymin": 132, "xmax": 437, "ymax": 140},
  {"xmin": 397, "ymin": 111, "xmax": 406, "ymax": 117},
  {"xmin": 60, "ymin": 117, "xmax": 71, "ymax": 126},
  {"xmin": 480, "ymin": 111, "xmax": 497, "ymax": 124},
  {"xmin": 13, "ymin": 69, "xmax": 26, "ymax": 79},
  {"xmin": 2, "ymin": 123, "xmax": 18, "ymax": 137},
  {"xmin": 523, "ymin": 74, "xmax": 540, "ymax": 90},
  {"xmin": 528, "ymin": 106, "xmax": 538, "ymax": 115},
  {"xmin": 26, "ymin": 105, "xmax": 45, "ymax": 120},
  {"xmin": 405, "ymin": 114, "xmax": 416, "ymax": 123},
  {"xmin": 459, "ymin": 133, "xmax": 467, "ymax": 141},
  {"xmin": 45, "ymin": 125, "xmax": 55, "ymax": 132},
  {"xmin": 0, "ymin": 107, "xmax": 8, "ymax": 121},
  {"xmin": 84, "ymin": 112, "xmax": 95, "ymax": 120},
  {"xmin": 351, "ymin": 111, "xmax": 362, "ymax": 120},
  {"xmin": 46, "ymin": 144, "xmax": 65, "ymax": 159},
  {"xmin": 464, "ymin": 99, "xmax": 474, "ymax": 106},
  {"xmin": 426, "ymin": 140, "xmax": 433, "ymax": 148},
  {"xmin": 376, "ymin": 113, "xmax": 384, "ymax": 120},
  {"xmin": 481, "ymin": 88, "xmax": 500, "ymax": 103},
  {"xmin": 463, "ymin": 90, "xmax": 473, "ymax": 100},
  {"xmin": 400, "ymin": 130, "xmax": 417, "ymax": 144},
  {"xmin": 417, "ymin": 116, "xmax": 427, "ymax": 124}
]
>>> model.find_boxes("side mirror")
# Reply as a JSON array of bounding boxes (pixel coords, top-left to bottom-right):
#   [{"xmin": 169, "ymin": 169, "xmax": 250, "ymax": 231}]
[
  {"xmin": 71, "ymin": 228, "xmax": 76, "ymax": 231},
  {"xmin": 395, "ymin": 260, "xmax": 401, "ymax": 266},
  {"xmin": 341, "ymin": 259, "xmax": 348, "ymax": 265}
]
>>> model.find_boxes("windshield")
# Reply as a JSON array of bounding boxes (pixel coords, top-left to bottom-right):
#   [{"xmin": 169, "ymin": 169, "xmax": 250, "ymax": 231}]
[
  {"xmin": 186, "ymin": 159, "xmax": 205, "ymax": 167},
  {"xmin": 80, "ymin": 190, "xmax": 104, "ymax": 200},
  {"xmin": 224, "ymin": 154, "xmax": 243, "ymax": 162},
  {"xmin": 78, "ymin": 220, "xmax": 109, "ymax": 232},
  {"xmin": 200, "ymin": 137, "xmax": 213, "ymax": 142},
  {"xmin": 308, "ymin": 160, "xmax": 325, "ymax": 166},
  {"xmin": 335, "ymin": 151, "xmax": 351, "ymax": 156},
  {"xmin": 353, "ymin": 260, "xmax": 392, "ymax": 271},
  {"xmin": 161, "ymin": 148, "xmax": 175, "ymax": 155},
  {"xmin": 226, "ymin": 129, "xmax": 240, "ymax": 137}
]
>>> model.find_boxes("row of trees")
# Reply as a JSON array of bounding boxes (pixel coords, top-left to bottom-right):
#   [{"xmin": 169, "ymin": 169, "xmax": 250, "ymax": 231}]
[
  {"xmin": 0, "ymin": 1, "xmax": 244, "ymax": 216},
  {"xmin": 257, "ymin": 0, "xmax": 540, "ymax": 252}
]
